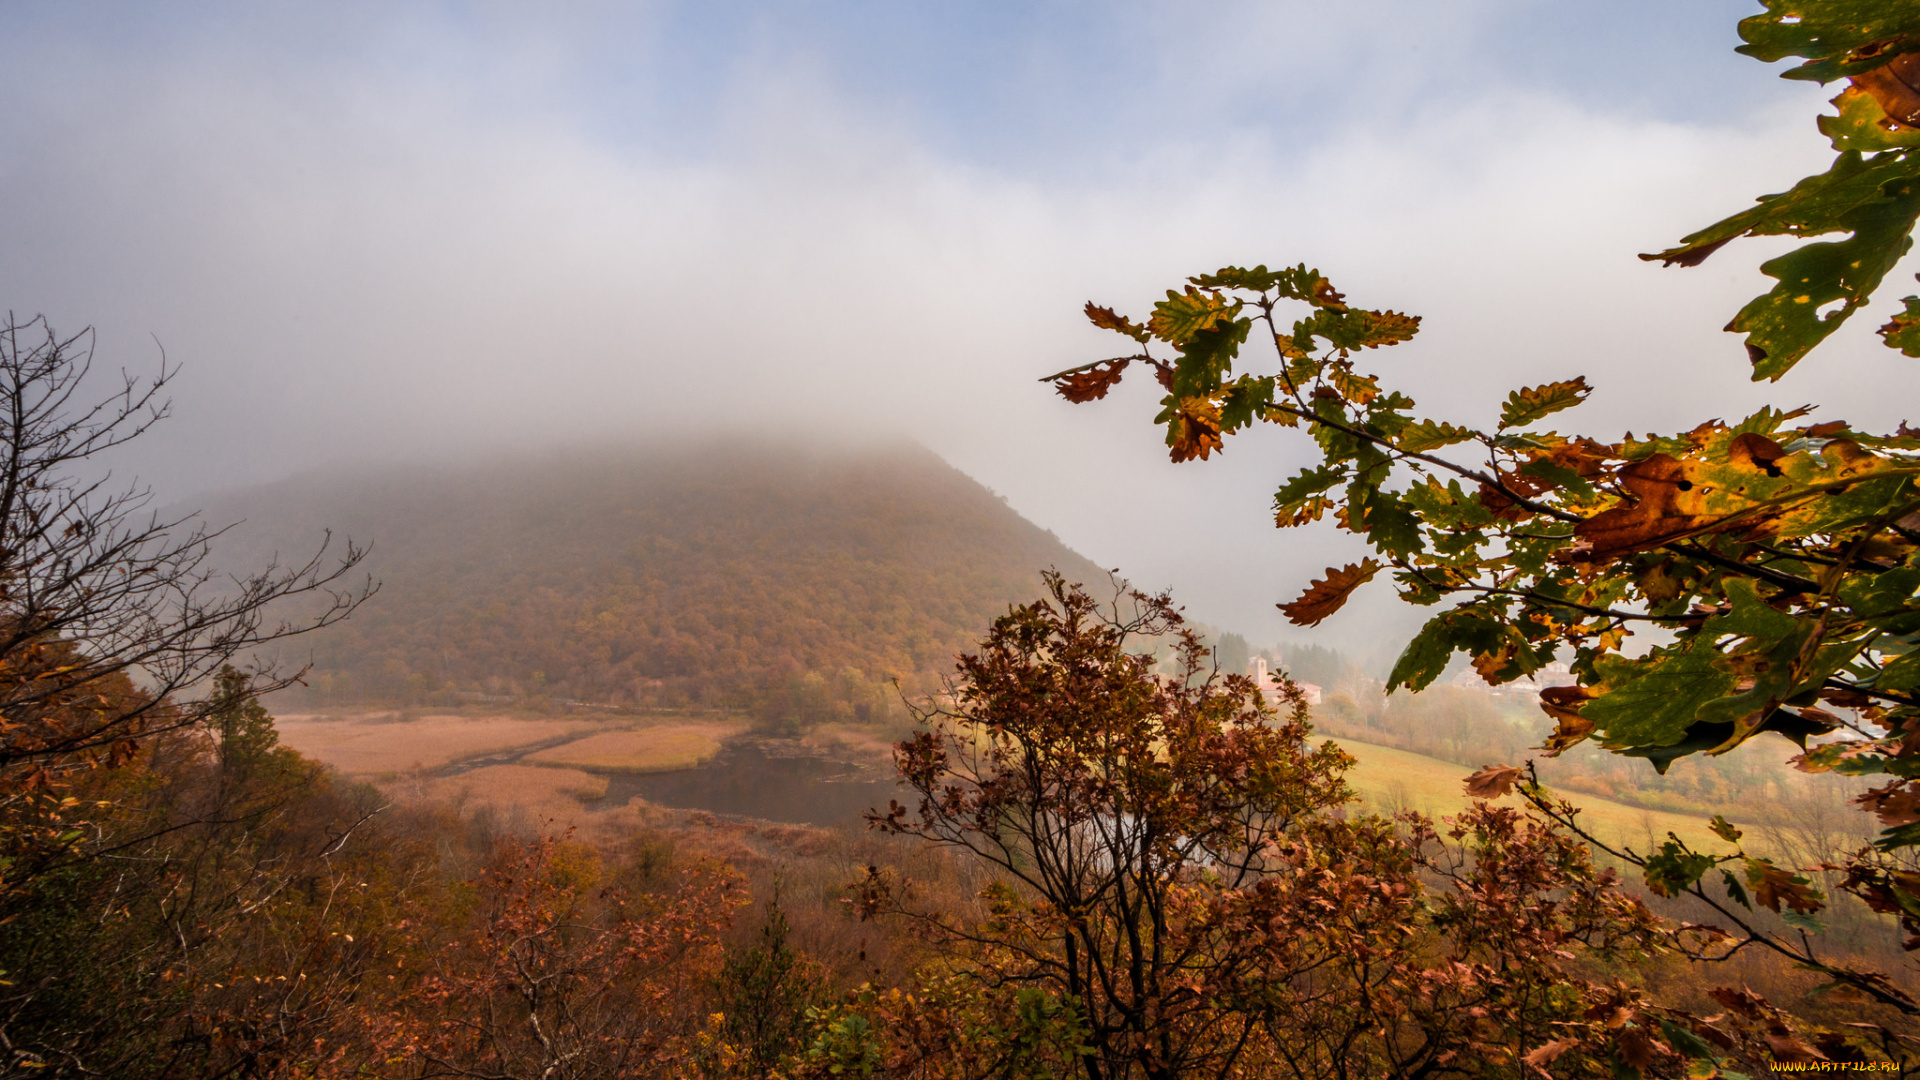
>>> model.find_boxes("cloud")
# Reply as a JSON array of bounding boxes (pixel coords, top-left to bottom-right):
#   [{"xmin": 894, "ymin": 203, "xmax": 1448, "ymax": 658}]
[{"xmin": 0, "ymin": 1, "xmax": 1901, "ymax": 656}]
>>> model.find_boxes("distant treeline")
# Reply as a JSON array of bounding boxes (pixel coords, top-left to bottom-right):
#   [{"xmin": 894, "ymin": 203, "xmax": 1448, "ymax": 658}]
[{"xmin": 193, "ymin": 439, "xmax": 1109, "ymax": 721}]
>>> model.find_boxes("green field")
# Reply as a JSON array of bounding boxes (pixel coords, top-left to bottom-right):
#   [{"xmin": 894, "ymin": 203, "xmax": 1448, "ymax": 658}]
[{"xmin": 1328, "ymin": 738, "xmax": 1723, "ymax": 855}]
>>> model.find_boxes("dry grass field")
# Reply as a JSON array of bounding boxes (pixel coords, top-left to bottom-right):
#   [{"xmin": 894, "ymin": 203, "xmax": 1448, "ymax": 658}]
[
  {"xmin": 1331, "ymin": 738, "xmax": 1721, "ymax": 853},
  {"xmin": 396, "ymin": 763, "xmax": 608, "ymax": 812},
  {"xmin": 526, "ymin": 723, "xmax": 743, "ymax": 772},
  {"xmin": 274, "ymin": 713, "xmax": 594, "ymax": 776}
]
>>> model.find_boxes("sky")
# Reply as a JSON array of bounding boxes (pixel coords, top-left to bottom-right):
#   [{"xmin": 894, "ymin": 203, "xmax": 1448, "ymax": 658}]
[{"xmin": 1, "ymin": 1, "xmax": 1914, "ymax": 662}]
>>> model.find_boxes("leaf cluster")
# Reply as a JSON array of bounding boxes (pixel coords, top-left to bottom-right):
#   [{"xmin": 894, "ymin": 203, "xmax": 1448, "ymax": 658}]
[
  {"xmin": 1056, "ymin": 260, "xmax": 1920, "ymax": 861},
  {"xmin": 1645, "ymin": 0, "xmax": 1920, "ymax": 378}
]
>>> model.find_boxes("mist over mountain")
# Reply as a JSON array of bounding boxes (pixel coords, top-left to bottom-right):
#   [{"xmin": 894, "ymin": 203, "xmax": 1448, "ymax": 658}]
[{"xmin": 188, "ymin": 437, "xmax": 1107, "ymax": 714}]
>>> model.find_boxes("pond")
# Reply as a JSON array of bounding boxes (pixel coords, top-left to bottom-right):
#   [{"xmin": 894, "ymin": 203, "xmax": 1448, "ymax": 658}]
[{"xmin": 592, "ymin": 742, "xmax": 901, "ymax": 827}]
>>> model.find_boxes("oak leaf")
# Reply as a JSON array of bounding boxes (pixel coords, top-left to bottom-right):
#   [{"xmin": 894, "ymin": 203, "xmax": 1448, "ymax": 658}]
[
  {"xmin": 1084, "ymin": 302, "xmax": 1150, "ymax": 343},
  {"xmin": 1275, "ymin": 496, "xmax": 1333, "ymax": 527},
  {"xmin": 1706, "ymin": 986, "xmax": 1767, "ymax": 1020},
  {"xmin": 1749, "ymin": 860, "xmax": 1825, "ymax": 915},
  {"xmin": 1189, "ymin": 265, "xmax": 1282, "ymax": 293},
  {"xmin": 1613, "ymin": 1025, "xmax": 1667, "ymax": 1071},
  {"xmin": 1463, "ymin": 764, "xmax": 1522, "ymax": 799},
  {"xmin": 1166, "ymin": 397, "xmax": 1224, "ymax": 462},
  {"xmin": 1535, "ymin": 436, "xmax": 1618, "ymax": 478},
  {"xmin": 1762, "ymin": 1032, "xmax": 1826, "ymax": 1065},
  {"xmin": 1710, "ymin": 815, "xmax": 1743, "ymax": 843},
  {"xmin": 1636, "ymin": 561, "xmax": 1686, "ymax": 604},
  {"xmin": 1538, "ymin": 686, "xmax": 1595, "ymax": 754},
  {"xmin": 1149, "ymin": 287, "xmax": 1237, "ymax": 345},
  {"xmin": 1521, "ymin": 1037, "xmax": 1577, "ymax": 1075},
  {"xmin": 1053, "ymin": 359, "xmax": 1130, "ymax": 403},
  {"xmin": 1278, "ymin": 560, "xmax": 1380, "ymax": 626},
  {"xmin": 1883, "ymin": 295, "xmax": 1920, "ymax": 356},
  {"xmin": 1857, "ymin": 780, "xmax": 1920, "ymax": 827},
  {"xmin": 1573, "ymin": 454, "xmax": 1717, "ymax": 559},
  {"xmin": 1396, "ymin": 419, "xmax": 1475, "ymax": 454},
  {"xmin": 1499, "ymin": 378, "xmax": 1591, "ymax": 429}
]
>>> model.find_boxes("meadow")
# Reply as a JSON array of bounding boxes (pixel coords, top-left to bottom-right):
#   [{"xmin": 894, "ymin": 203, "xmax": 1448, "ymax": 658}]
[
  {"xmin": 1331, "ymin": 738, "xmax": 1722, "ymax": 853},
  {"xmin": 273, "ymin": 712, "xmax": 594, "ymax": 776},
  {"xmin": 526, "ymin": 723, "xmax": 743, "ymax": 772}
]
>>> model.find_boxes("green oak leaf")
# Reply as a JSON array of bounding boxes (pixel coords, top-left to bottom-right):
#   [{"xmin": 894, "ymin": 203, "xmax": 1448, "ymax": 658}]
[
  {"xmin": 1734, "ymin": 183, "xmax": 1920, "ymax": 380},
  {"xmin": 1395, "ymin": 419, "xmax": 1476, "ymax": 454},
  {"xmin": 1881, "ymin": 293, "xmax": 1920, "ymax": 355},
  {"xmin": 1190, "ymin": 265, "xmax": 1284, "ymax": 292},
  {"xmin": 1498, "ymin": 378, "xmax": 1590, "ymax": 429},
  {"xmin": 1737, "ymin": 0, "xmax": 1920, "ymax": 83},
  {"xmin": 1217, "ymin": 375, "xmax": 1274, "ymax": 433},
  {"xmin": 1149, "ymin": 286, "xmax": 1240, "ymax": 345},
  {"xmin": 1879, "ymin": 649, "xmax": 1920, "ymax": 691},
  {"xmin": 1703, "ymin": 579, "xmax": 1801, "ymax": 642},
  {"xmin": 1646, "ymin": 149, "xmax": 1920, "ymax": 379},
  {"xmin": 1823, "ymin": 86, "xmax": 1920, "ymax": 152},
  {"xmin": 1644, "ymin": 839, "xmax": 1717, "ymax": 898},
  {"xmin": 1387, "ymin": 615, "xmax": 1458, "ymax": 693},
  {"xmin": 1401, "ymin": 476, "xmax": 1495, "ymax": 530},
  {"xmin": 1584, "ymin": 651, "xmax": 1738, "ymax": 753},
  {"xmin": 1723, "ymin": 869, "xmax": 1752, "ymax": 910},
  {"xmin": 1272, "ymin": 465, "xmax": 1346, "ymax": 527},
  {"xmin": 1167, "ymin": 317, "xmax": 1253, "ymax": 398},
  {"xmin": 1346, "ymin": 482, "xmax": 1424, "ymax": 558},
  {"xmin": 1710, "ymin": 815, "xmax": 1743, "ymax": 843}
]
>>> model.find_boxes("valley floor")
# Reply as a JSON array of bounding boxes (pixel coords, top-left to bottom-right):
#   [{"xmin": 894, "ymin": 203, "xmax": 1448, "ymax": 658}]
[{"xmin": 273, "ymin": 708, "xmax": 1725, "ymax": 853}]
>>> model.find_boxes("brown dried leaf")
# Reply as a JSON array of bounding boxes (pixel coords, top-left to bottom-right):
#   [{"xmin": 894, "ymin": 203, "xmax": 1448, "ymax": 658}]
[
  {"xmin": 1539, "ymin": 686, "xmax": 1595, "ymax": 754},
  {"xmin": 1521, "ymin": 1037, "xmax": 1578, "ymax": 1075},
  {"xmin": 1574, "ymin": 454, "xmax": 1716, "ymax": 559},
  {"xmin": 1857, "ymin": 780, "xmax": 1920, "ymax": 828},
  {"xmin": 1278, "ymin": 560, "xmax": 1381, "ymax": 627},
  {"xmin": 1464, "ymin": 764, "xmax": 1523, "ymax": 800},
  {"xmin": 1274, "ymin": 496, "xmax": 1333, "ymax": 528},
  {"xmin": 1536, "ymin": 436, "xmax": 1620, "ymax": 479},
  {"xmin": 1753, "ymin": 863, "xmax": 1825, "ymax": 915},
  {"xmin": 1053, "ymin": 359, "xmax": 1131, "ymax": 403},
  {"xmin": 1084, "ymin": 302, "xmax": 1150, "ymax": 343},
  {"xmin": 1762, "ymin": 1032, "xmax": 1826, "ymax": 1064},
  {"xmin": 1476, "ymin": 470, "xmax": 1552, "ymax": 522},
  {"xmin": 1167, "ymin": 398, "xmax": 1223, "ymax": 462},
  {"xmin": 1706, "ymin": 986, "xmax": 1769, "ymax": 1020},
  {"xmin": 1727, "ymin": 431, "xmax": 1788, "ymax": 474},
  {"xmin": 1614, "ymin": 1026, "xmax": 1667, "ymax": 1071}
]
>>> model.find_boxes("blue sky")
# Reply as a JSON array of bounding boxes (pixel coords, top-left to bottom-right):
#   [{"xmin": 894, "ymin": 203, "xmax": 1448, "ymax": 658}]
[{"xmin": 0, "ymin": 1, "xmax": 1902, "ymax": 656}]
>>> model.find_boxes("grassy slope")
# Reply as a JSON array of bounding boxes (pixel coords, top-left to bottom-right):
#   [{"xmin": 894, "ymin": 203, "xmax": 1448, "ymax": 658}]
[{"xmin": 1331, "ymin": 737, "xmax": 1721, "ymax": 853}]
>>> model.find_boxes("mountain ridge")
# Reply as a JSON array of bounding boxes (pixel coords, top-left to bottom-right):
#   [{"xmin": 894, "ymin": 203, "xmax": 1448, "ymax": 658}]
[{"xmin": 186, "ymin": 437, "xmax": 1108, "ymax": 717}]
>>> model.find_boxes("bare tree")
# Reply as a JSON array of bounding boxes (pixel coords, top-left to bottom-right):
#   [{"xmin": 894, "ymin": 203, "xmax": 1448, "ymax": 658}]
[{"xmin": 0, "ymin": 314, "xmax": 374, "ymax": 891}]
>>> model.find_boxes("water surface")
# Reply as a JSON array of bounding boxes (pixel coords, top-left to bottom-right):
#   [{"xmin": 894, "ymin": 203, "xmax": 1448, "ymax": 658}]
[{"xmin": 595, "ymin": 742, "xmax": 898, "ymax": 827}]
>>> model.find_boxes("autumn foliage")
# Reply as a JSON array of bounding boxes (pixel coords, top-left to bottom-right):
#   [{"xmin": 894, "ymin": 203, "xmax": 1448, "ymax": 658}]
[
  {"xmin": 1044, "ymin": 0, "xmax": 1920, "ymax": 1032},
  {"xmin": 839, "ymin": 574, "xmax": 1878, "ymax": 1078},
  {"xmin": 369, "ymin": 834, "xmax": 742, "ymax": 1079}
]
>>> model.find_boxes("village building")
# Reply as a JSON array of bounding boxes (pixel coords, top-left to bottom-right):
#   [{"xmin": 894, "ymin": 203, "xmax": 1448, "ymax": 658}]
[
  {"xmin": 1447, "ymin": 660, "xmax": 1575, "ymax": 698},
  {"xmin": 1246, "ymin": 656, "xmax": 1321, "ymax": 708}
]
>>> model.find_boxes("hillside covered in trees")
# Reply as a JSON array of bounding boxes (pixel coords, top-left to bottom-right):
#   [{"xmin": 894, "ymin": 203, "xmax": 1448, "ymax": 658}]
[{"xmin": 193, "ymin": 438, "xmax": 1107, "ymax": 712}]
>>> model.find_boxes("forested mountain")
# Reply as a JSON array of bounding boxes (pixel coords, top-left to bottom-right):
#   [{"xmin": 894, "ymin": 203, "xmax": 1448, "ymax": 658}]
[{"xmin": 188, "ymin": 437, "xmax": 1107, "ymax": 711}]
